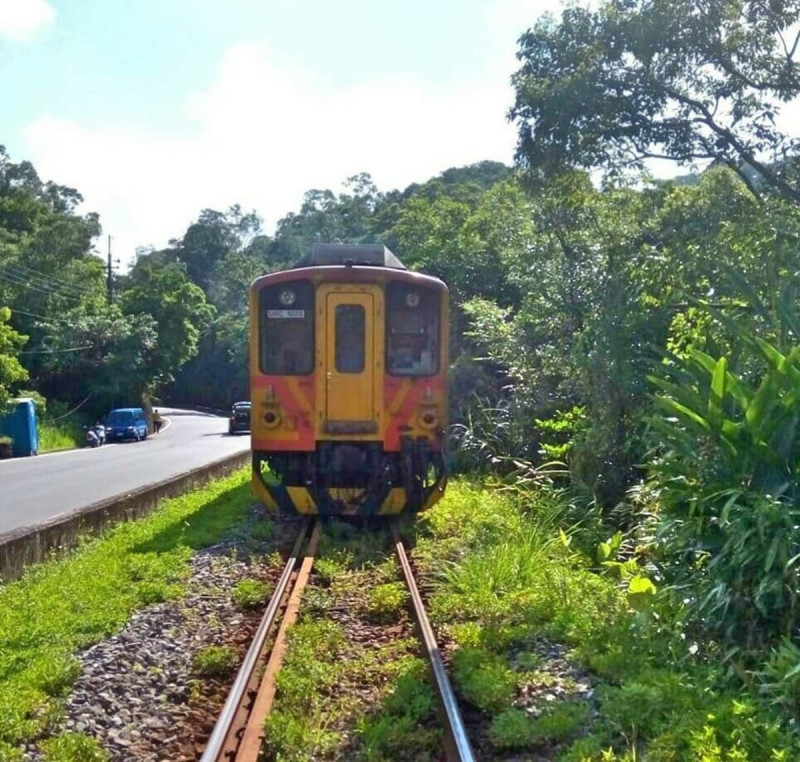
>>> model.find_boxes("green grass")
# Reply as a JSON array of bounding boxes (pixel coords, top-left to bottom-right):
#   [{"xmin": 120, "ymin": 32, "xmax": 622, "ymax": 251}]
[
  {"xmin": 414, "ymin": 480, "xmax": 800, "ymax": 760},
  {"xmin": 39, "ymin": 732, "xmax": 110, "ymax": 762},
  {"xmin": 37, "ymin": 421, "xmax": 82, "ymax": 452},
  {"xmin": 490, "ymin": 702, "xmax": 590, "ymax": 750},
  {"xmin": 192, "ymin": 645, "xmax": 239, "ymax": 678},
  {"xmin": 232, "ymin": 578, "xmax": 270, "ymax": 609},
  {"xmin": 365, "ymin": 582, "xmax": 407, "ymax": 623},
  {"xmin": 0, "ymin": 468, "xmax": 254, "ymax": 753},
  {"xmin": 263, "ymin": 619, "xmax": 348, "ymax": 760},
  {"xmin": 264, "ymin": 523, "xmax": 442, "ymax": 761}
]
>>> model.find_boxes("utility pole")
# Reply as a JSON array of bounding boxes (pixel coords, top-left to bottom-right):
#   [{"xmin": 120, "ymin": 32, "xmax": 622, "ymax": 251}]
[{"xmin": 106, "ymin": 235, "xmax": 113, "ymax": 305}]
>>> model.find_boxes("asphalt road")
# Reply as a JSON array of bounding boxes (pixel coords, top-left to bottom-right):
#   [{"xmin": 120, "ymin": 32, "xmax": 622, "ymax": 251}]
[{"xmin": 0, "ymin": 408, "xmax": 251, "ymax": 538}]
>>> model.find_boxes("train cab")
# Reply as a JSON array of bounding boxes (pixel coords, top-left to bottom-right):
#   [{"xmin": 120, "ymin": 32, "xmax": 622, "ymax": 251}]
[{"xmin": 249, "ymin": 244, "xmax": 448, "ymax": 516}]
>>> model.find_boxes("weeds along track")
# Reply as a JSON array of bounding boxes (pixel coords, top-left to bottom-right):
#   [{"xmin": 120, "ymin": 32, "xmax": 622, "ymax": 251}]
[{"xmin": 201, "ymin": 517, "xmax": 475, "ymax": 762}]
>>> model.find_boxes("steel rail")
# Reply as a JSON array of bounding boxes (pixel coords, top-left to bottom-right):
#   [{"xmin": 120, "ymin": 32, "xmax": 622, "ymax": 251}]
[
  {"xmin": 390, "ymin": 521, "xmax": 476, "ymax": 762},
  {"xmin": 237, "ymin": 521, "xmax": 320, "ymax": 759},
  {"xmin": 200, "ymin": 517, "xmax": 314, "ymax": 762}
]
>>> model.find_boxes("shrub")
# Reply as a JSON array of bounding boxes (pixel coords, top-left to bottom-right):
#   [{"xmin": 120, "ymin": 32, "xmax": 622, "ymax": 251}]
[
  {"xmin": 367, "ymin": 582, "xmax": 407, "ymax": 622},
  {"xmin": 451, "ymin": 647, "xmax": 516, "ymax": 713},
  {"xmin": 650, "ymin": 341, "xmax": 800, "ymax": 650},
  {"xmin": 192, "ymin": 645, "xmax": 238, "ymax": 677},
  {"xmin": 232, "ymin": 579, "xmax": 269, "ymax": 610},
  {"xmin": 490, "ymin": 708, "xmax": 537, "ymax": 749},
  {"xmin": 39, "ymin": 732, "xmax": 110, "ymax": 762}
]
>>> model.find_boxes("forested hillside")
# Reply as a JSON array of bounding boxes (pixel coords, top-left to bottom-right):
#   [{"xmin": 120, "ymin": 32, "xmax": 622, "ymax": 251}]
[{"xmin": 3, "ymin": 0, "xmax": 800, "ymax": 757}]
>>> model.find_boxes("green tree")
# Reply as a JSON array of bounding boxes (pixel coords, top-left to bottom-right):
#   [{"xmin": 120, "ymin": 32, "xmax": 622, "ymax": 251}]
[
  {"xmin": 120, "ymin": 257, "xmax": 215, "ymax": 390},
  {"xmin": 0, "ymin": 146, "xmax": 104, "ymax": 408},
  {"xmin": 271, "ymin": 173, "xmax": 383, "ymax": 264},
  {"xmin": 169, "ymin": 312, "xmax": 249, "ymax": 409},
  {"xmin": 175, "ymin": 205, "xmax": 262, "ymax": 292},
  {"xmin": 32, "ymin": 308, "xmax": 157, "ymax": 413},
  {"xmin": 0, "ymin": 307, "xmax": 28, "ymax": 407},
  {"xmin": 461, "ymin": 172, "xmax": 664, "ymax": 503},
  {"xmin": 510, "ymin": 0, "xmax": 800, "ymax": 201}
]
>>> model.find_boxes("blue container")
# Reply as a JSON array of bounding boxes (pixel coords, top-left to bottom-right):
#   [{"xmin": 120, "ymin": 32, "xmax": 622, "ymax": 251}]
[{"xmin": 0, "ymin": 398, "xmax": 39, "ymax": 457}]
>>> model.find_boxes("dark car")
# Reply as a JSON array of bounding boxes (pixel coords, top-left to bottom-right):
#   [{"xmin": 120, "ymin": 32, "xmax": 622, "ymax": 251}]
[
  {"xmin": 229, "ymin": 401, "xmax": 251, "ymax": 434},
  {"xmin": 106, "ymin": 407, "xmax": 148, "ymax": 442}
]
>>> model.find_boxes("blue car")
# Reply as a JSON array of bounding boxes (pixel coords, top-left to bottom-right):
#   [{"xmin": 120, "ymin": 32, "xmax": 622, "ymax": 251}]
[{"xmin": 105, "ymin": 408, "xmax": 148, "ymax": 442}]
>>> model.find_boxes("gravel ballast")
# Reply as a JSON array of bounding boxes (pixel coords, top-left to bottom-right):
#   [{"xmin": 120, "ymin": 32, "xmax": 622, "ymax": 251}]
[{"xmin": 22, "ymin": 537, "xmax": 276, "ymax": 762}]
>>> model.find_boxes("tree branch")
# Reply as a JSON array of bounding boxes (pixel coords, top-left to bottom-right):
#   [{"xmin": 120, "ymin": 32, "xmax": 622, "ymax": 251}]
[{"xmin": 663, "ymin": 84, "xmax": 800, "ymax": 202}]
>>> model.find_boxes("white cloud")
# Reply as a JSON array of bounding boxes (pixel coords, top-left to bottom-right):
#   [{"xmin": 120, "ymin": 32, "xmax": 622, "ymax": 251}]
[
  {"xmin": 23, "ymin": 40, "xmax": 519, "ymax": 268},
  {"xmin": 0, "ymin": 0, "xmax": 54, "ymax": 42}
]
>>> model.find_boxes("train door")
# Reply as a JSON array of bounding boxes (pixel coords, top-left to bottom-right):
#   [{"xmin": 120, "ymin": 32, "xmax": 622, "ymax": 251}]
[{"xmin": 320, "ymin": 286, "xmax": 382, "ymax": 435}]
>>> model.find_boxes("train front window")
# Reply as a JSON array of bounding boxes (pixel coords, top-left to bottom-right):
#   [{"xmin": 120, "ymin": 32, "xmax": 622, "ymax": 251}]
[
  {"xmin": 335, "ymin": 304, "xmax": 365, "ymax": 373},
  {"xmin": 260, "ymin": 280, "xmax": 314, "ymax": 375},
  {"xmin": 386, "ymin": 283, "xmax": 440, "ymax": 376}
]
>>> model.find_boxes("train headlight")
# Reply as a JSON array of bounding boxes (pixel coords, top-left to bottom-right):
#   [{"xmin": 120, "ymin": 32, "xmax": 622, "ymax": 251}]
[
  {"xmin": 420, "ymin": 411, "xmax": 437, "ymax": 429},
  {"xmin": 279, "ymin": 289, "xmax": 296, "ymax": 306},
  {"xmin": 405, "ymin": 291, "xmax": 420, "ymax": 308},
  {"xmin": 263, "ymin": 407, "xmax": 281, "ymax": 428}
]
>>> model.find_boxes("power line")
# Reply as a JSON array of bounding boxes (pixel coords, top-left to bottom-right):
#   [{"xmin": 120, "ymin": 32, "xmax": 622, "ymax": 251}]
[
  {"xmin": 2, "ymin": 260, "xmax": 100, "ymax": 295},
  {"xmin": 1, "ymin": 262, "xmax": 97, "ymax": 299},
  {"xmin": 4, "ymin": 306, "xmax": 81, "ymax": 326},
  {"xmin": 0, "ymin": 269, "xmax": 86, "ymax": 302},
  {"xmin": 0, "ymin": 266, "xmax": 89, "ymax": 300},
  {"xmin": 18, "ymin": 344, "xmax": 92, "ymax": 355}
]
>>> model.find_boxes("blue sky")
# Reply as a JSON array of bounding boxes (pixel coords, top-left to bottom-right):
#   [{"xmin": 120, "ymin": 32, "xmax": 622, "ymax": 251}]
[{"xmin": 1, "ymin": 0, "xmax": 565, "ymax": 265}]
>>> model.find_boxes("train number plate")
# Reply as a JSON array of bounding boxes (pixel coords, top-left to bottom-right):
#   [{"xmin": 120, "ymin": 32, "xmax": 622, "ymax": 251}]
[{"xmin": 267, "ymin": 309, "xmax": 305, "ymax": 318}]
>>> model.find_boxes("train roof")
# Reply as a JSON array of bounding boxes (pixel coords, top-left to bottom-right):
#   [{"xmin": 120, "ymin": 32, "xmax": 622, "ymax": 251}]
[{"xmin": 293, "ymin": 243, "xmax": 407, "ymax": 270}]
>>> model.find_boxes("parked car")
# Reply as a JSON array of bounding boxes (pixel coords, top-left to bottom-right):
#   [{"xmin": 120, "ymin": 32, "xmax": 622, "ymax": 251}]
[
  {"xmin": 105, "ymin": 407, "xmax": 148, "ymax": 442},
  {"xmin": 229, "ymin": 401, "xmax": 251, "ymax": 434}
]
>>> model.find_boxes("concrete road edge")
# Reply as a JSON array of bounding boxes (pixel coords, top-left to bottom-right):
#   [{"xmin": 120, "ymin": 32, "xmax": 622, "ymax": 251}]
[{"xmin": 0, "ymin": 451, "xmax": 250, "ymax": 583}]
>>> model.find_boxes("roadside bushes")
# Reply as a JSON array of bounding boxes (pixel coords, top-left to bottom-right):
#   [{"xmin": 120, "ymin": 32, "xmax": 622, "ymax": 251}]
[{"xmin": 650, "ymin": 338, "xmax": 800, "ymax": 652}]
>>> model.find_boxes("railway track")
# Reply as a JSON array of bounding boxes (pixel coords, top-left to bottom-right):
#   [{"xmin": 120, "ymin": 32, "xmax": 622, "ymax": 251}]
[{"xmin": 200, "ymin": 517, "xmax": 475, "ymax": 762}]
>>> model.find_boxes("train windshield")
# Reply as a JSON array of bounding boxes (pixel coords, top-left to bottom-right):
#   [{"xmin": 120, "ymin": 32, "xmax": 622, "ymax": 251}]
[
  {"xmin": 386, "ymin": 283, "xmax": 440, "ymax": 376},
  {"xmin": 260, "ymin": 280, "xmax": 314, "ymax": 374}
]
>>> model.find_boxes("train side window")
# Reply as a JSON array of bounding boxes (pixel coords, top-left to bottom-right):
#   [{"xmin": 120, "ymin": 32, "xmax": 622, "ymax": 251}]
[
  {"xmin": 386, "ymin": 283, "xmax": 439, "ymax": 376},
  {"xmin": 335, "ymin": 304, "xmax": 365, "ymax": 373},
  {"xmin": 260, "ymin": 280, "xmax": 314, "ymax": 375}
]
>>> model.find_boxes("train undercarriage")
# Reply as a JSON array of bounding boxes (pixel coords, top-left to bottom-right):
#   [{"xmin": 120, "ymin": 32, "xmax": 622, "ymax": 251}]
[{"xmin": 252, "ymin": 438, "xmax": 447, "ymax": 516}]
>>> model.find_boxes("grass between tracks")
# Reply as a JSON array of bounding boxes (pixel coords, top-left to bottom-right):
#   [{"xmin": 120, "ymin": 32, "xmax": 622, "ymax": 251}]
[
  {"xmin": 263, "ymin": 522, "xmax": 444, "ymax": 762},
  {"xmin": 0, "ymin": 467, "xmax": 254, "ymax": 762}
]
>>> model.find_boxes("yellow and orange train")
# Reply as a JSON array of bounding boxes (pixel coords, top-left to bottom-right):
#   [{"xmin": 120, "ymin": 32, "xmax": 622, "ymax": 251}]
[{"xmin": 249, "ymin": 243, "xmax": 448, "ymax": 515}]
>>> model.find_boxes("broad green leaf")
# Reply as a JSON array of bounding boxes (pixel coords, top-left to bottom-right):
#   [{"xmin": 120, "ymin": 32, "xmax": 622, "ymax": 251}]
[
  {"xmin": 708, "ymin": 356, "xmax": 727, "ymax": 426},
  {"xmin": 746, "ymin": 372, "xmax": 779, "ymax": 430},
  {"xmin": 754, "ymin": 338, "xmax": 787, "ymax": 372},
  {"xmin": 628, "ymin": 576, "xmax": 657, "ymax": 595},
  {"xmin": 627, "ymin": 576, "xmax": 657, "ymax": 612},
  {"xmin": 657, "ymin": 397, "xmax": 712, "ymax": 434},
  {"xmin": 649, "ymin": 375, "xmax": 707, "ymax": 414}
]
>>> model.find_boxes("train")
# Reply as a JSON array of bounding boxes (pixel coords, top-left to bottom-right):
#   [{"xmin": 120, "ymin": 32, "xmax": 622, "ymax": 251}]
[{"xmin": 249, "ymin": 243, "xmax": 448, "ymax": 516}]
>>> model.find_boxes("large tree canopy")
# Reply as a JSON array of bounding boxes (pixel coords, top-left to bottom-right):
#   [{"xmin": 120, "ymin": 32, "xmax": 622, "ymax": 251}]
[
  {"xmin": 120, "ymin": 257, "xmax": 215, "ymax": 387},
  {"xmin": 510, "ymin": 0, "xmax": 800, "ymax": 201}
]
